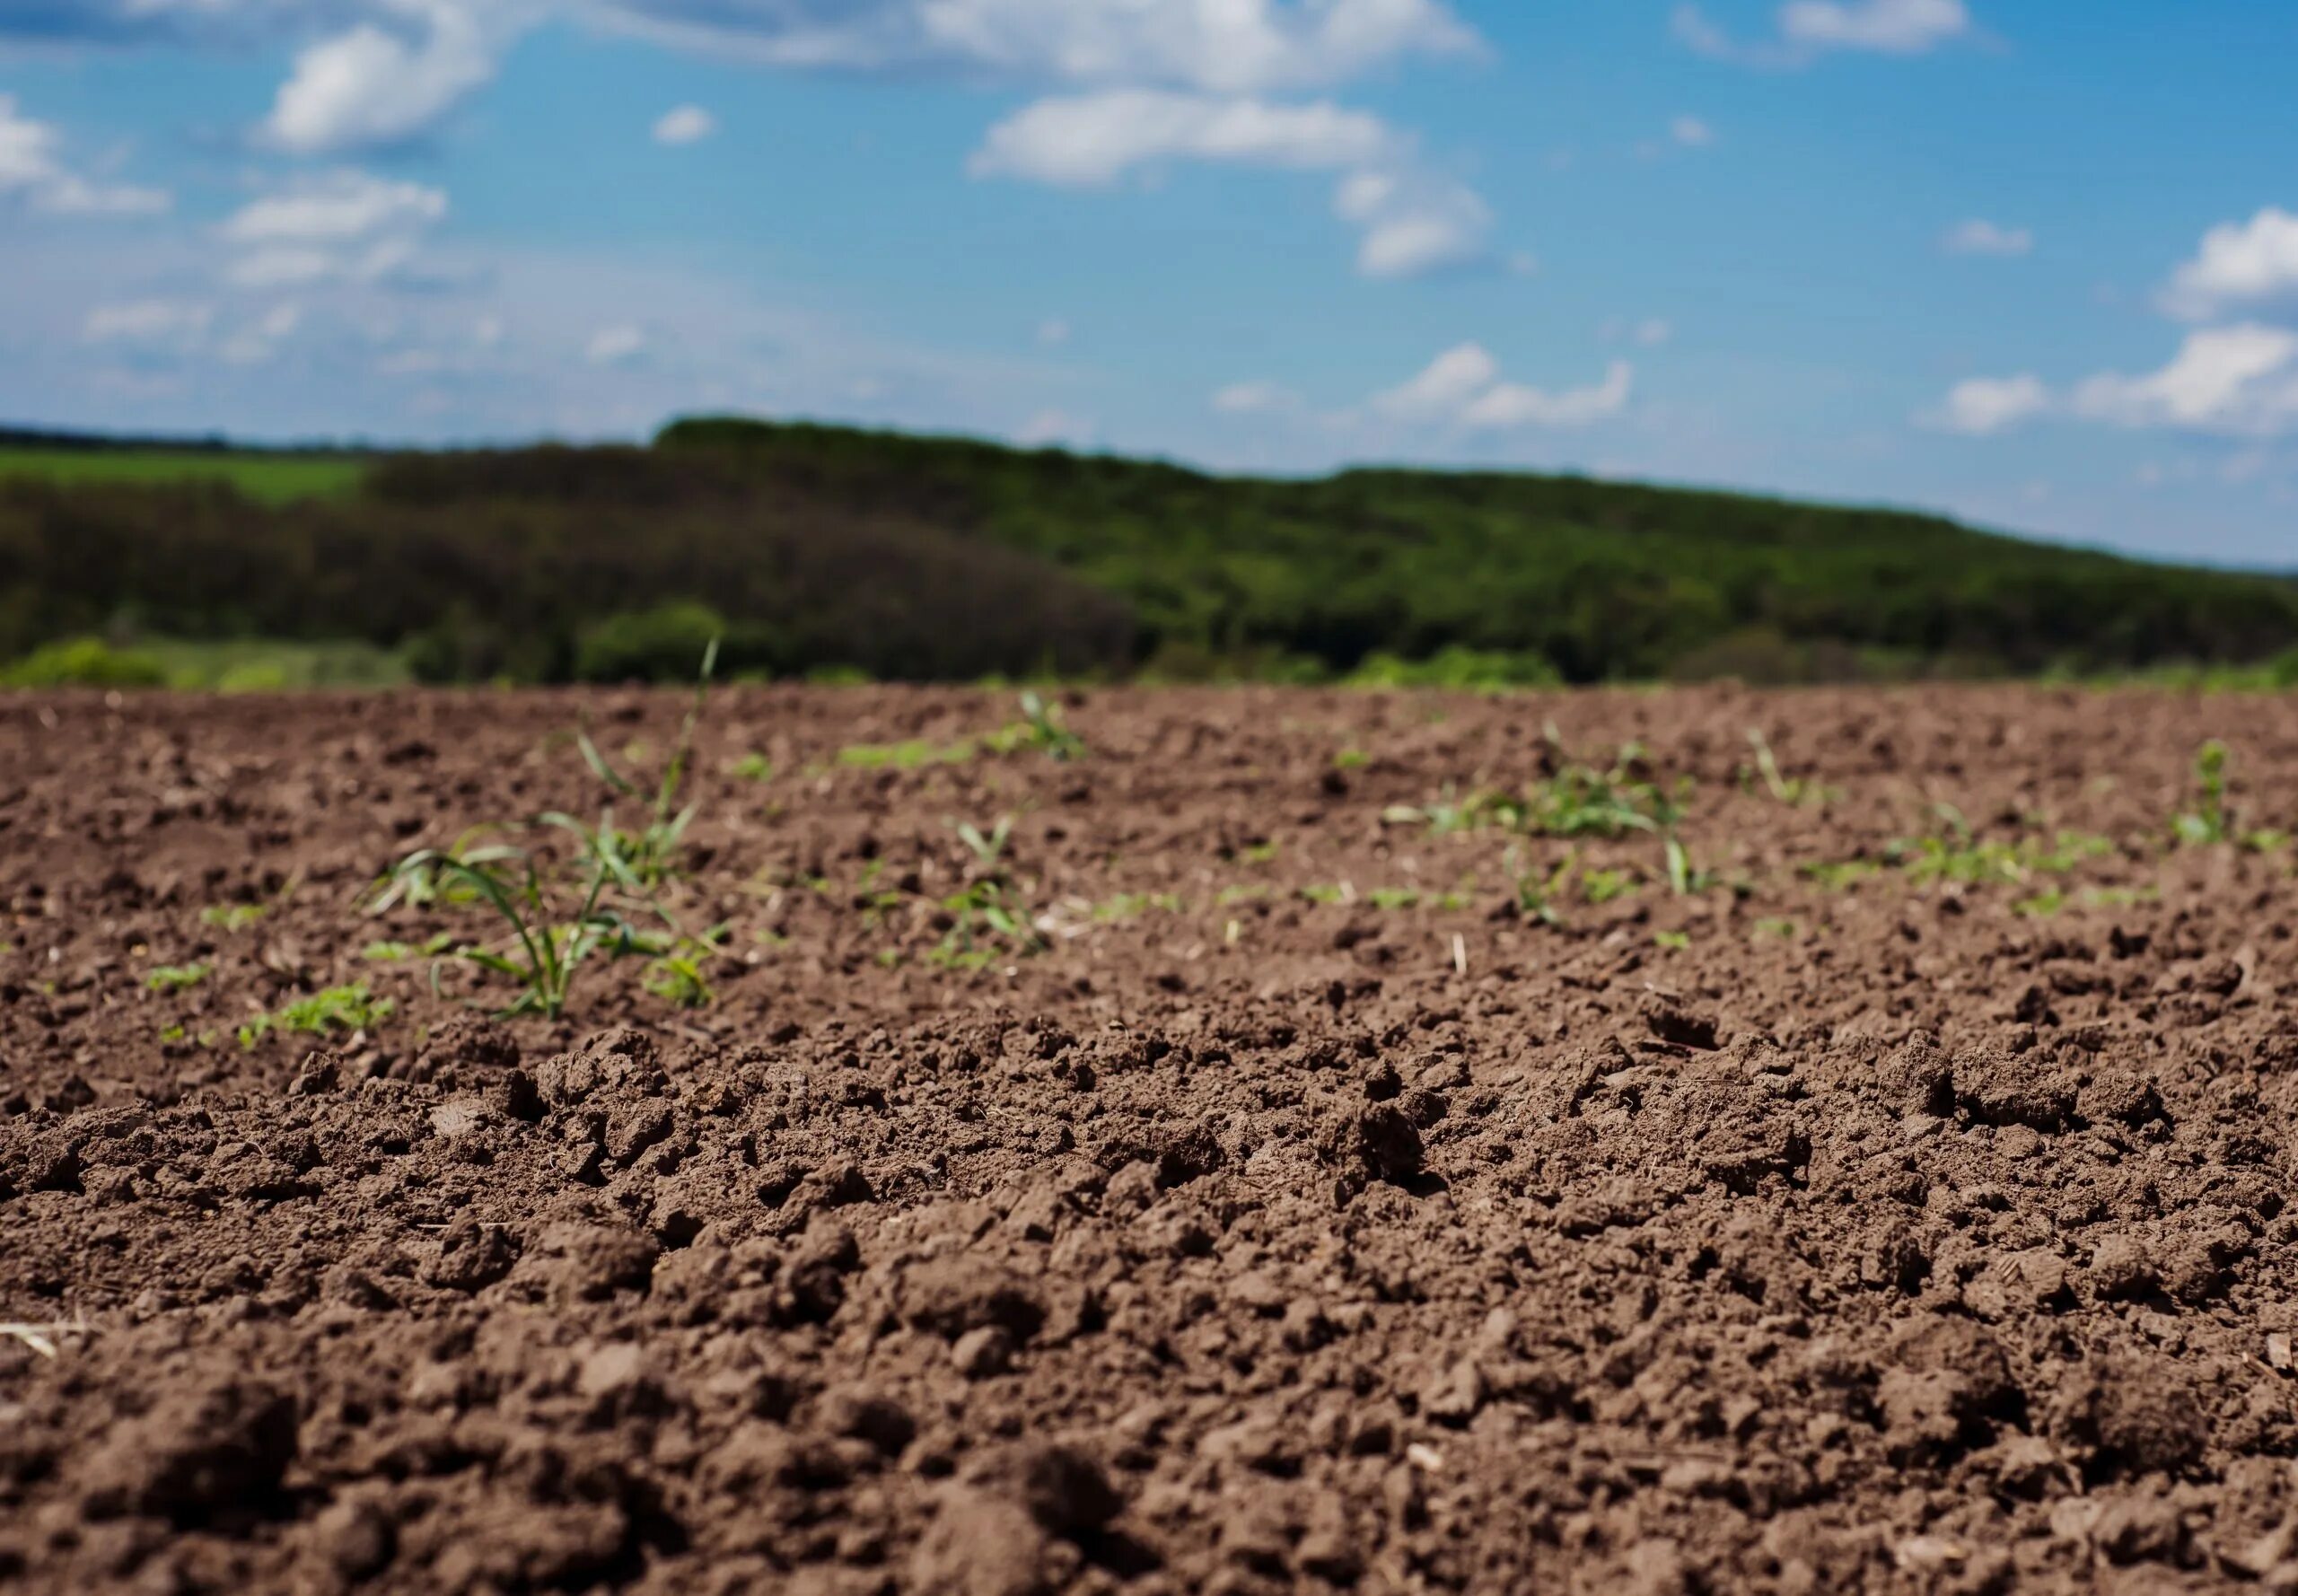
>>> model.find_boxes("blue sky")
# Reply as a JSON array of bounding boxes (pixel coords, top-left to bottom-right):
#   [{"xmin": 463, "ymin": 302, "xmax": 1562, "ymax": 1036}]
[{"xmin": 3, "ymin": 1, "xmax": 2295, "ymax": 566}]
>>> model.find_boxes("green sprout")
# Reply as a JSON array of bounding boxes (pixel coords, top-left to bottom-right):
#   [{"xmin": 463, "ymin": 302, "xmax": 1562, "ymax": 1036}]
[
  {"xmin": 2173, "ymin": 740, "xmax": 2231, "ymax": 846},
  {"xmin": 239, "ymin": 982, "xmax": 392, "ymax": 1049},
  {"xmin": 572, "ymin": 638, "xmax": 717, "ymax": 886},
  {"xmin": 983, "ymin": 691, "xmax": 1087, "ymax": 761},
  {"xmin": 145, "ymin": 962, "xmax": 210, "ymax": 994},
  {"xmin": 199, "ymin": 903, "xmax": 267, "ymax": 932}
]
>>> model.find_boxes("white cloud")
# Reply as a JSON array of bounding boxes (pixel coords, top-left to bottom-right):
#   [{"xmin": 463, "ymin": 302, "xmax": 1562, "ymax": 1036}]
[
  {"xmin": 2161, "ymin": 207, "xmax": 2298, "ymax": 322},
  {"xmin": 1462, "ymin": 363, "xmax": 1634, "ymax": 427},
  {"xmin": 263, "ymin": 0, "xmax": 498, "ymax": 153},
  {"xmin": 586, "ymin": 324, "xmax": 646, "ymax": 364},
  {"xmin": 1671, "ymin": 115, "xmax": 1715, "ymax": 148},
  {"xmin": 1016, "ymin": 407, "xmax": 1092, "ymax": 446},
  {"xmin": 216, "ymin": 303, "xmax": 304, "ymax": 364},
  {"xmin": 1929, "ymin": 373, "xmax": 2048, "ymax": 434},
  {"xmin": 0, "ymin": 93, "xmax": 170, "ymax": 217},
  {"xmin": 2072, "ymin": 324, "xmax": 2298, "ymax": 436},
  {"xmin": 1035, "ymin": 318, "xmax": 1071, "ymax": 346},
  {"xmin": 604, "ymin": 0, "xmax": 1478, "ymax": 95},
  {"xmin": 1332, "ymin": 165, "xmax": 1490, "ymax": 278},
  {"xmin": 972, "ymin": 88, "xmax": 1486, "ymax": 277},
  {"xmin": 1943, "ymin": 218, "xmax": 2031, "ymax": 257},
  {"xmin": 1674, "ymin": 0, "xmax": 1969, "ymax": 66},
  {"xmin": 1212, "ymin": 379, "xmax": 1302, "ymax": 415},
  {"xmin": 969, "ymin": 90, "xmax": 1391, "ymax": 186},
  {"xmin": 222, "ymin": 171, "xmax": 448, "ymax": 244},
  {"xmin": 83, "ymin": 300, "xmax": 213, "ymax": 346},
  {"xmin": 1780, "ymin": 0, "xmax": 1969, "ymax": 53},
  {"xmin": 1929, "ymin": 326, "xmax": 2298, "ymax": 440},
  {"xmin": 218, "ymin": 171, "xmax": 447, "ymax": 290},
  {"xmin": 653, "ymin": 103, "xmax": 715, "ymax": 145},
  {"xmin": 1374, "ymin": 342, "xmax": 1632, "ymax": 428}
]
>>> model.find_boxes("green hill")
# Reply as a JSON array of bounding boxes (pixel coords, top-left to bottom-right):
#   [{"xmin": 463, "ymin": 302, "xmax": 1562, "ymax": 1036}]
[{"xmin": 2, "ymin": 417, "xmax": 2294, "ymax": 686}]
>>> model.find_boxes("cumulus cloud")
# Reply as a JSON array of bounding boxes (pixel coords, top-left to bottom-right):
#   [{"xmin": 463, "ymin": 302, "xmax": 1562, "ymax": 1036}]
[
  {"xmin": 1330, "ymin": 165, "xmax": 1489, "ymax": 277},
  {"xmin": 0, "ymin": 93, "xmax": 170, "ymax": 216},
  {"xmin": 220, "ymin": 170, "xmax": 449, "ymax": 289},
  {"xmin": 1016, "ymin": 408, "xmax": 1093, "ymax": 446},
  {"xmin": 83, "ymin": 300, "xmax": 213, "ymax": 346},
  {"xmin": 972, "ymin": 89, "xmax": 1487, "ymax": 277},
  {"xmin": 2161, "ymin": 207, "xmax": 2298, "ymax": 321},
  {"xmin": 1928, "ymin": 373, "xmax": 2048, "ymax": 434},
  {"xmin": 1673, "ymin": 0, "xmax": 1970, "ymax": 66},
  {"xmin": 1779, "ymin": 0, "xmax": 1969, "ymax": 53},
  {"xmin": 602, "ymin": 0, "xmax": 1478, "ymax": 95},
  {"xmin": 2072, "ymin": 325, "xmax": 2298, "ymax": 436},
  {"xmin": 262, "ymin": 0, "xmax": 500, "ymax": 153},
  {"xmin": 969, "ymin": 91, "xmax": 1390, "ymax": 186},
  {"xmin": 1211, "ymin": 380, "xmax": 1302, "ymax": 416},
  {"xmin": 586, "ymin": 324, "xmax": 645, "ymax": 365},
  {"xmin": 653, "ymin": 104, "xmax": 715, "ymax": 145},
  {"xmin": 1943, "ymin": 218, "xmax": 2031, "ymax": 257},
  {"xmin": 1374, "ymin": 343, "xmax": 1633, "ymax": 429},
  {"xmin": 1929, "ymin": 327, "xmax": 2298, "ymax": 440}
]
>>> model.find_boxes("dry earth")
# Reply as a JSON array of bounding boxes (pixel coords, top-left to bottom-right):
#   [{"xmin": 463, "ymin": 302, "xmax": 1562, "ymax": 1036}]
[{"xmin": 4, "ymin": 684, "xmax": 2298, "ymax": 1594}]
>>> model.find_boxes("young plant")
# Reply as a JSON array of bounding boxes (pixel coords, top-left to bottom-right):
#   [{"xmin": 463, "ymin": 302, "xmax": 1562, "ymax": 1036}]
[
  {"xmin": 573, "ymin": 639, "xmax": 718, "ymax": 887},
  {"xmin": 1741, "ymin": 729, "xmax": 1836, "ymax": 807},
  {"xmin": 2173, "ymin": 740, "xmax": 2232, "ymax": 846},
  {"xmin": 931, "ymin": 814, "xmax": 1045, "ymax": 969},
  {"xmin": 239, "ymin": 981, "xmax": 393, "ymax": 1049},
  {"xmin": 1504, "ymin": 846, "xmax": 1575, "ymax": 927},
  {"xmin": 145, "ymin": 962, "xmax": 210, "ymax": 994},
  {"xmin": 984, "ymin": 691, "xmax": 1087, "ymax": 761},
  {"xmin": 378, "ymin": 830, "xmax": 701, "ymax": 1019},
  {"xmin": 199, "ymin": 903, "xmax": 267, "ymax": 932}
]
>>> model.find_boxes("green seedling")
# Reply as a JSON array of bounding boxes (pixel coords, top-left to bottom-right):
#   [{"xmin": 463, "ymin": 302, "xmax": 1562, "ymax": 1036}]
[
  {"xmin": 838, "ymin": 738, "xmax": 972, "ymax": 770},
  {"xmin": 378, "ymin": 835, "xmax": 683, "ymax": 1019},
  {"xmin": 1653, "ymin": 930, "xmax": 1691, "ymax": 951},
  {"xmin": 2173, "ymin": 740, "xmax": 2232, "ymax": 846},
  {"xmin": 730, "ymin": 753, "xmax": 775, "ymax": 783},
  {"xmin": 930, "ymin": 880, "xmax": 1042, "ymax": 970},
  {"xmin": 957, "ymin": 816, "xmax": 1015, "ymax": 866},
  {"xmin": 239, "ymin": 982, "xmax": 392, "ymax": 1049},
  {"xmin": 1582, "ymin": 868, "xmax": 1639, "ymax": 905},
  {"xmin": 199, "ymin": 903, "xmax": 267, "ymax": 932},
  {"xmin": 361, "ymin": 934, "xmax": 456, "ymax": 962},
  {"xmin": 1504, "ymin": 846, "xmax": 1575, "ymax": 926},
  {"xmin": 1332, "ymin": 747, "xmax": 1371, "ymax": 770},
  {"xmin": 983, "ymin": 691, "xmax": 1087, "ymax": 761},
  {"xmin": 1092, "ymin": 892, "xmax": 1187, "ymax": 922},
  {"xmin": 1741, "ymin": 729, "xmax": 1838, "ymax": 807},
  {"xmin": 1802, "ymin": 858, "xmax": 1885, "ymax": 891},
  {"xmin": 573, "ymin": 639, "xmax": 717, "ymax": 887},
  {"xmin": 145, "ymin": 962, "xmax": 210, "ymax": 994}
]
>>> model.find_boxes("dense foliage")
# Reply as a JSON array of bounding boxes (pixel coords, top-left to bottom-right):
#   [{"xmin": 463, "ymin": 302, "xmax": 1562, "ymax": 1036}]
[{"xmin": 1, "ymin": 418, "xmax": 2294, "ymax": 684}]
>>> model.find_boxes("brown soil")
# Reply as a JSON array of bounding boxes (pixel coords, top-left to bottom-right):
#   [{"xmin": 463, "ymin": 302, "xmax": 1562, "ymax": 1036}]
[{"xmin": 5, "ymin": 684, "xmax": 2298, "ymax": 1594}]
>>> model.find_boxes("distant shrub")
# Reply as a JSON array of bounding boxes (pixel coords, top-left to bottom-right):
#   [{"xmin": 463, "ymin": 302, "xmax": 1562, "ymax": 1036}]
[
  {"xmin": 1347, "ymin": 646, "xmax": 1562, "ymax": 689},
  {"xmin": 0, "ymin": 636, "xmax": 166, "ymax": 688},
  {"xmin": 577, "ymin": 603, "xmax": 748, "ymax": 683}
]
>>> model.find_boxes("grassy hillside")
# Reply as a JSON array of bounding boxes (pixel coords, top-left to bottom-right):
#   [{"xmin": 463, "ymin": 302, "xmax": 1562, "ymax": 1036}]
[
  {"xmin": 1, "ymin": 417, "xmax": 2294, "ymax": 687},
  {"xmin": 0, "ymin": 428, "xmax": 365, "ymax": 504}
]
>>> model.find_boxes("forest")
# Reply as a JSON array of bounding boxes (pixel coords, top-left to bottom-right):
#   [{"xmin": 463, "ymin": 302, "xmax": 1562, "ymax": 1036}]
[{"xmin": 3, "ymin": 418, "xmax": 2294, "ymax": 686}]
